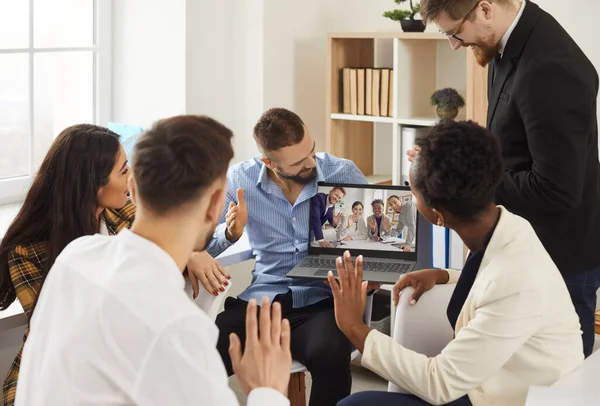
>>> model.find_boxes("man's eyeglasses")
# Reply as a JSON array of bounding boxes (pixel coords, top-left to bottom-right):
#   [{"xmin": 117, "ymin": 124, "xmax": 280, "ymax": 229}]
[{"xmin": 440, "ymin": 1, "xmax": 481, "ymax": 43}]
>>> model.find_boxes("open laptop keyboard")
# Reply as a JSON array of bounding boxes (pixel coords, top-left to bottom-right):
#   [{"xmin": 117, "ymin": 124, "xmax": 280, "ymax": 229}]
[{"xmin": 299, "ymin": 257, "xmax": 411, "ymax": 273}]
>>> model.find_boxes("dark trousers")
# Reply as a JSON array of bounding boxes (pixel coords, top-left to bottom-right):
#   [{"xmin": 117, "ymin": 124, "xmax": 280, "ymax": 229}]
[
  {"xmin": 338, "ymin": 392, "xmax": 472, "ymax": 406},
  {"xmin": 563, "ymin": 265, "xmax": 600, "ymax": 357},
  {"xmin": 216, "ymin": 292, "xmax": 352, "ymax": 406}
]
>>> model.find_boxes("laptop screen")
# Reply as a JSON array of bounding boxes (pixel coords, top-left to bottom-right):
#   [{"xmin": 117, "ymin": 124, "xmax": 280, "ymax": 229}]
[{"xmin": 309, "ymin": 183, "xmax": 418, "ymax": 260}]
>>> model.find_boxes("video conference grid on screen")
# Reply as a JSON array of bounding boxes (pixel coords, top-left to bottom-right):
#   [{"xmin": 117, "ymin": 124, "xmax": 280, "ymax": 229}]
[{"xmin": 310, "ymin": 185, "xmax": 417, "ymax": 253}]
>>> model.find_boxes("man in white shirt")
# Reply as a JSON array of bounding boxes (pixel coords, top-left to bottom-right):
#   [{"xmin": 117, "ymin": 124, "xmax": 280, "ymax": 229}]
[{"xmin": 15, "ymin": 115, "xmax": 292, "ymax": 405}]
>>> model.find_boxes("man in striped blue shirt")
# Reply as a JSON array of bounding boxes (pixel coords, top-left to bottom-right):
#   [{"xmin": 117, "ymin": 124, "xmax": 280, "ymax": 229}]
[{"xmin": 207, "ymin": 108, "xmax": 368, "ymax": 406}]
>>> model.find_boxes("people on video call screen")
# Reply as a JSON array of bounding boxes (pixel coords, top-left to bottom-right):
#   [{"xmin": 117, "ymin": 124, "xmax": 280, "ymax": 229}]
[{"xmin": 310, "ymin": 186, "xmax": 417, "ymax": 252}]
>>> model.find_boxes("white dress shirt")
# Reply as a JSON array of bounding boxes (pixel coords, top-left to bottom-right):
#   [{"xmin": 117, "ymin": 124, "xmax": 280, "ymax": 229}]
[
  {"xmin": 99, "ymin": 220, "xmax": 109, "ymax": 235},
  {"xmin": 15, "ymin": 229, "xmax": 288, "ymax": 406},
  {"xmin": 361, "ymin": 207, "xmax": 583, "ymax": 406},
  {"xmin": 499, "ymin": 0, "xmax": 526, "ymax": 56}
]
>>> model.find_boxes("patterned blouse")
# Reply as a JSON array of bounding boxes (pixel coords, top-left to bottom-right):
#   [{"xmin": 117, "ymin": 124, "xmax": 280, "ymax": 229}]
[{"xmin": 2, "ymin": 202, "xmax": 136, "ymax": 406}]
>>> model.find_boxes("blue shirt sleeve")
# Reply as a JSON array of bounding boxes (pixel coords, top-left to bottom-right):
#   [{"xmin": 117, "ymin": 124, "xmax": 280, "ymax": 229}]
[{"xmin": 206, "ymin": 168, "xmax": 238, "ymax": 257}]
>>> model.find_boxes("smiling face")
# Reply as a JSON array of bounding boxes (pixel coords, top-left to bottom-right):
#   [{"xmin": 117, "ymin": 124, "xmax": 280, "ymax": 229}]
[
  {"xmin": 97, "ymin": 145, "xmax": 130, "ymax": 210},
  {"xmin": 352, "ymin": 203, "xmax": 363, "ymax": 217},
  {"xmin": 388, "ymin": 197, "xmax": 402, "ymax": 213},
  {"xmin": 372, "ymin": 202, "xmax": 384, "ymax": 218},
  {"xmin": 329, "ymin": 188, "xmax": 344, "ymax": 205},
  {"xmin": 435, "ymin": 1, "xmax": 501, "ymax": 66},
  {"xmin": 262, "ymin": 126, "xmax": 317, "ymax": 185}
]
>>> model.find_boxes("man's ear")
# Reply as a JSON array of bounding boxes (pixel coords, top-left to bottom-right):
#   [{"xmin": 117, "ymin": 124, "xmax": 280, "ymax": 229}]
[
  {"xmin": 260, "ymin": 156, "xmax": 275, "ymax": 170},
  {"xmin": 480, "ymin": 1, "xmax": 494, "ymax": 20},
  {"xmin": 128, "ymin": 177, "xmax": 137, "ymax": 205},
  {"xmin": 207, "ymin": 186, "xmax": 226, "ymax": 225}
]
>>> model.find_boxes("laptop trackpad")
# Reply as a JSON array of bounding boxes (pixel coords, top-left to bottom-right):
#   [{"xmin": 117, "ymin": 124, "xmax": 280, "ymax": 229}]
[{"xmin": 314, "ymin": 269, "xmax": 336, "ymax": 277}]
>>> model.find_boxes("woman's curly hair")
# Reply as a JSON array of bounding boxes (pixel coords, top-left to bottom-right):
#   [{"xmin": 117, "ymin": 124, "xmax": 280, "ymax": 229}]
[{"xmin": 412, "ymin": 120, "xmax": 504, "ymax": 222}]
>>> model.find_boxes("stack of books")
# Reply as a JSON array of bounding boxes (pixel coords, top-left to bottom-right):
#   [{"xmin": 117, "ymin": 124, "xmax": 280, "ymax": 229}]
[{"xmin": 342, "ymin": 67, "xmax": 394, "ymax": 117}]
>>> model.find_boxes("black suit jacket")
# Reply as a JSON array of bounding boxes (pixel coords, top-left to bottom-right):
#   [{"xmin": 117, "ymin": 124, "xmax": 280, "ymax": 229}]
[{"xmin": 488, "ymin": 1, "xmax": 600, "ymax": 274}]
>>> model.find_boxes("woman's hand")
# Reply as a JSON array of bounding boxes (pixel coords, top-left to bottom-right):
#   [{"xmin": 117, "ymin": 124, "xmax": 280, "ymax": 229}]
[
  {"xmin": 327, "ymin": 251, "xmax": 372, "ymax": 353},
  {"xmin": 393, "ymin": 268, "xmax": 449, "ymax": 306},
  {"xmin": 186, "ymin": 251, "xmax": 230, "ymax": 298},
  {"xmin": 367, "ymin": 217, "xmax": 376, "ymax": 232}
]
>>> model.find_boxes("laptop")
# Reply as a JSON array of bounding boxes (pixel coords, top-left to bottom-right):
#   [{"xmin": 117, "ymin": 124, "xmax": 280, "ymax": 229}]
[{"xmin": 287, "ymin": 182, "xmax": 419, "ymax": 284}]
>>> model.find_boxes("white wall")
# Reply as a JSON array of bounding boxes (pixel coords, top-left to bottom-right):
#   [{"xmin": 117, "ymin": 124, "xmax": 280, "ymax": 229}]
[
  {"xmin": 112, "ymin": 0, "xmax": 600, "ymax": 155},
  {"xmin": 112, "ymin": 0, "xmax": 186, "ymax": 128},
  {"xmin": 229, "ymin": 0, "xmax": 264, "ymax": 163},
  {"xmin": 186, "ymin": 0, "xmax": 233, "ymax": 124},
  {"xmin": 534, "ymin": 0, "xmax": 600, "ymax": 123}
]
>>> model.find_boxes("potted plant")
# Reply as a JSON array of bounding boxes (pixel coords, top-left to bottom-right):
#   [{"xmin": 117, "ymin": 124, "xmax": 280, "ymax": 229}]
[
  {"xmin": 431, "ymin": 88, "xmax": 465, "ymax": 120},
  {"xmin": 383, "ymin": 0, "xmax": 426, "ymax": 33}
]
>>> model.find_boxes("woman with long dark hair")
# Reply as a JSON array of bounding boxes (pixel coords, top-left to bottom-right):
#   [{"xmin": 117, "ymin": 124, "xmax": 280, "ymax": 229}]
[{"xmin": 0, "ymin": 124, "xmax": 134, "ymax": 405}]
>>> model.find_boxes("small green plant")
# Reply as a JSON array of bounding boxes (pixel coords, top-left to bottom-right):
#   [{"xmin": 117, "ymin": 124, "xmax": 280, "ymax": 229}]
[
  {"xmin": 383, "ymin": 0, "xmax": 421, "ymax": 21},
  {"xmin": 430, "ymin": 88, "xmax": 465, "ymax": 109}
]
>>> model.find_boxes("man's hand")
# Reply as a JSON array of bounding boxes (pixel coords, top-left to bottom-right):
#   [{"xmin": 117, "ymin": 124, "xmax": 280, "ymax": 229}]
[
  {"xmin": 225, "ymin": 188, "xmax": 248, "ymax": 243},
  {"xmin": 332, "ymin": 212, "xmax": 344, "ymax": 226},
  {"xmin": 186, "ymin": 251, "xmax": 230, "ymax": 298},
  {"xmin": 406, "ymin": 145, "xmax": 421, "ymax": 163},
  {"xmin": 327, "ymin": 251, "xmax": 372, "ymax": 353},
  {"xmin": 392, "ymin": 268, "xmax": 448, "ymax": 306},
  {"xmin": 229, "ymin": 297, "xmax": 292, "ymax": 396},
  {"xmin": 319, "ymin": 240, "xmax": 333, "ymax": 248}
]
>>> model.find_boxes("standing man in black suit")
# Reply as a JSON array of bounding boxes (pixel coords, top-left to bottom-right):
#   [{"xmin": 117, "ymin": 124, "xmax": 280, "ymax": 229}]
[{"xmin": 412, "ymin": 0, "xmax": 600, "ymax": 357}]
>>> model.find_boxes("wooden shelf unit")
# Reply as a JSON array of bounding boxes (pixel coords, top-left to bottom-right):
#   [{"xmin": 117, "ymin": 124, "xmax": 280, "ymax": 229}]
[{"xmin": 325, "ymin": 32, "xmax": 488, "ymax": 185}]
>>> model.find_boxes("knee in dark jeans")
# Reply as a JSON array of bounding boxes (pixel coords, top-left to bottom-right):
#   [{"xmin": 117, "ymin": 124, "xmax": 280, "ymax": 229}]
[{"xmin": 305, "ymin": 336, "xmax": 352, "ymax": 374}]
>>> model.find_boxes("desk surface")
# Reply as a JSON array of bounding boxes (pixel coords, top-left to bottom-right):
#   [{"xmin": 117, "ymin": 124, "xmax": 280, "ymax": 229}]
[
  {"xmin": 311, "ymin": 237, "xmax": 414, "ymax": 252},
  {"xmin": 0, "ymin": 234, "xmax": 253, "ymax": 331}
]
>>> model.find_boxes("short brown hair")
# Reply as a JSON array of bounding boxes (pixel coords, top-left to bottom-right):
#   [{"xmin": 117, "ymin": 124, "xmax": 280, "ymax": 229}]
[
  {"xmin": 253, "ymin": 108, "xmax": 305, "ymax": 152},
  {"xmin": 132, "ymin": 115, "xmax": 234, "ymax": 213},
  {"xmin": 332, "ymin": 187, "xmax": 346, "ymax": 195},
  {"xmin": 420, "ymin": 0, "xmax": 509, "ymax": 23}
]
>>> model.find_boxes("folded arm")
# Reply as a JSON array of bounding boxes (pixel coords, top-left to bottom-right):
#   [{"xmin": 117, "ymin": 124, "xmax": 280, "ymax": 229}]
[{"xmin": 496, "ymin": 62, "xmax": 595, "ymax": 216}]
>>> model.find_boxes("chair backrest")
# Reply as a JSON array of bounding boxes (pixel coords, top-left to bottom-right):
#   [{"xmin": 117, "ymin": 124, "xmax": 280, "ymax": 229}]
[
  {"xmin": 393, "ymin": 284, "xmax": 455, "ymax": 355},
  {"xmin": 184, "ymin": 281, "xmax": 232, "ymax": 321},
  {"xmin": 388, "ymin": 284, "xmax": 456, "ymax": 393}
]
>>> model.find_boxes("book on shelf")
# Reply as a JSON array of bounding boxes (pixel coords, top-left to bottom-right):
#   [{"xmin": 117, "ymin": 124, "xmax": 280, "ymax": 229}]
[
  {"xmin": 357, "ymin": 69, "xmax": 365, "ymax": 115},
  {"xmin": 350, "ymin": 68, "xmax": 358, "ymax": 115},
  {"xmin": 380, "ymin": 69, "xmax": 390, "ymax": 117},
  {"xmin": 366, "ymin": 68, "xmax": 373, "ymax": 115},
  {"xmin": 372, "ymin": 68, "xmax": 381, "ymax": 116},
  {"xmin": 343, "ymin": 68, "xmax": 351, "ymax": 114},
  {"xmin": 340, "ymin": 67, "xmax": 394, "ymax": 117}
]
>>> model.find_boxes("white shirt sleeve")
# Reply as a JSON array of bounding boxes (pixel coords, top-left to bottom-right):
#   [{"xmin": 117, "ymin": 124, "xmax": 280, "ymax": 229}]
[{"xmin": 133, "ymin": 315, "xmax": 289, "ymax": 406}]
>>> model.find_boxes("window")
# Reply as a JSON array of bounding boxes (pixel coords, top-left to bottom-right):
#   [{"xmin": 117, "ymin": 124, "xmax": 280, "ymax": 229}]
[{"xmin": 0, "ymin": 0, "xmax": 111, "ymax": 204}]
